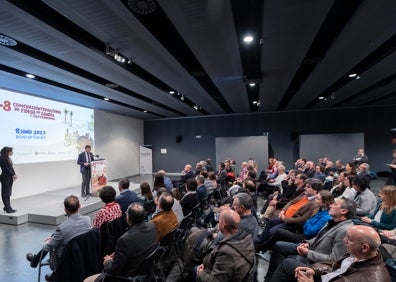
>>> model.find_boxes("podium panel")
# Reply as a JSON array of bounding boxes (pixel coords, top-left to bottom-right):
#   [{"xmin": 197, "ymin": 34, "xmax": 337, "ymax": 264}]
[{"xmin": 91, "ymin": 159, "xmax": 107, "ymax": 194}]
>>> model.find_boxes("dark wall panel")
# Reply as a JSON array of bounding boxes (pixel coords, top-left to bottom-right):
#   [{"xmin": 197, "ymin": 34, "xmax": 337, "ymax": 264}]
[{"xmin": 144, "ymin": 105, "xmax": 396, "ymax": 173}]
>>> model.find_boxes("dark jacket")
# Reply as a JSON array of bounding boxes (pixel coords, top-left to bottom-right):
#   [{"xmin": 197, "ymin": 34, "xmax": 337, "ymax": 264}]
[
  {"xmin": 104, "ymin": 221, "xmax": 157, "ymax": 277},
  {"xmin": 0, "ymin": 157, "xmax": 15, "ymax": 197},
  {"xmin": 115, "ymin": 190, "xmax": 139, "ymax": 212},
  {"xmin": 55, "ymin": 228, "xmax": 102, "ymax": 282},
  {"xmin": 312, "ymin": 252, "xmax": 391, "ymax": 282},
  {"xmin": 180, "ymin": 191, "xmax": 200, "ymax": 216},
  {"xmin": 197, "ymin": 231, "xmax": 255, "ymax": 282}
]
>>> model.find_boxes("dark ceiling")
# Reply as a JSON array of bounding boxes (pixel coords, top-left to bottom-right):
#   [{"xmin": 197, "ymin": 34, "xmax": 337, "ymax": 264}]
[{"xmin": 0, "ymin": 0, "xmax": 395, "ymax": 120}]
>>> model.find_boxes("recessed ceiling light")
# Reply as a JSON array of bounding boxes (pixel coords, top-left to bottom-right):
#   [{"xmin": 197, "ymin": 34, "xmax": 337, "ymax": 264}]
[
  {"xmin": 318, "ymin": 96, "xmax": 325, "ymax": 100},
  {"xmin": 143, "ymin": 110, "xmax": 147, "ymax": 113},
  {"xmin": 243, "ymin": 35, "xmax": 254, "ymax": 43},
  {"xmin": 249, "ymin": 83, "xmax": 256, "ymax": 87},
  {"xmin": 348, "ymin": 73, "xmax": 357, "ymax": 78},
  {"xmin": 25, "ymin": 74, "xmax": 35, "ymax": 79},
  {"xmin": 169, "ymin": 91, "xmax": 175, "ymax": 94},
  {"xmin": 104, "ymin": 97, "xmax": 110, "ymax": 101},
  {"xmin": 252, "ymin": 101, "xmax": 257, "ymax": 104}
]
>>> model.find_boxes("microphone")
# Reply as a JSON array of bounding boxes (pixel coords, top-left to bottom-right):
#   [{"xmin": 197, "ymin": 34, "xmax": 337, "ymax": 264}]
[{"xmin": 95, "ymin": 154, "xmax": 100, "ymax": 158}]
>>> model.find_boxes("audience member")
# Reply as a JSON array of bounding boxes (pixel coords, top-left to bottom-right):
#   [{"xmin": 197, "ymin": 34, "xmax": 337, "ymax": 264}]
[
  {"xmin": 173, "ymin": 164, "xmax": 194, "ymax": 188},
  {"xmin": 196, "ymin": 175, "xmax": 208, "ymax": 201},
  {"xmin": 139, "ymin": 182, "xmax": 153, "ymax": 203},
  {"xmin": 195, "ymin": 209, "xmax": 255, "ymax": 281},
  {"xmin": 336, "ymin": 174, "xmax": 356, "ymax": 200},
  {"xmin": 352, "ymin": 175, "xmax": 377, "ymax": 216},
  {"xmin": 93, "ymin": 186, "xmax": 122, "ymax": 229},
  {"xmin": 357, "ymin": 185, "xmax": 396, "ymax": 230},
  {"xmin": 180, "ymin": 178, "xmax": 200, "ymax": 216},
  {"xmin": 353, "ymin": 148, "xmax": 369, "ymax": 166},
  {"xmin": 170, "ymin": 188, "xmax": 184, "ymax": 223},
  {"xmin": 233, "ymin": 192, "xmax": 259, "ymax": 240},
  {"xmin": 158, "ymin": 169, "xmax": 173, "ymax": 192},
  {"xmin": 345, "ymin": 162, "xmax": 357, "ymax": 175},
  {"xmin": 273, "ymin": 225, "xmax": 390, "ymax": 282},
  {"xmin": 115, "ymin": 178, "xmax": 139, "ymax": 213},
  {"xmin": 386, "ymin": 149, "xmax": 396, "ymax": 185},
  {"xmin": 84, "ymin": 202, "xmax": 157, "ymax": 282},
  {"xmin": 151, "ymin": 192, "xmax": 178, "ymax": 241},
  {"xmin": 26, "ymin": 196, "xmax": 91, "ymax": 281}
]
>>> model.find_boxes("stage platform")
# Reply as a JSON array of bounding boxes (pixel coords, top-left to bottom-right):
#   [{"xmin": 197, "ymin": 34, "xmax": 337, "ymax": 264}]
[{"xmin": 0, "ymin": 181, "xmax": 142, "ymax": 226}]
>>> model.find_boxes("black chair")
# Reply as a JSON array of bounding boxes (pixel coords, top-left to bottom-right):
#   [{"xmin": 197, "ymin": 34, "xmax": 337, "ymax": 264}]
[
  {"xmin": 103, "ymin": 242, "xmax": 160, "ymax": 282},
  {"xmin": 54, "ymin": 228, "xmax": 102, "ymax": 282},
  {"xmin": 37, "ymin": 246, "xmax": 51, "ymax": 282},
  {"xmin": 154, "ymin": 227, "xmax": 178, "ymax": 280},
  {"xmin": 143, "ymin": 200, "xmax": 155, "ymax": 219}
]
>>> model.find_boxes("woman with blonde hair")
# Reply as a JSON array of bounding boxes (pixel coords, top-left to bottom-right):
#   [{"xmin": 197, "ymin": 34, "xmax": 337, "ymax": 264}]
[{"xmin": 361, "ymin": 185, "xmax": 396, "ymax": 230}]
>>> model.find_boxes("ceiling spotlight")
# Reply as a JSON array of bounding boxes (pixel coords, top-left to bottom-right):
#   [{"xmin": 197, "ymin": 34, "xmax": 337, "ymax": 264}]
[
  {"xmin": 193, "ymin": 105, "xmax": 198, "ymax": 110},
  {"xmin": 348, "ymin": 73, "xmax": 357, "ymax": 78},
  {"xmin": 256, "ymin": 102, "xmax": 261, "ymax": 107},
  {"xmin": 318, "ymin": 96, "xmax": 325, "ymax": 100},
  {"xmin": 243, "ymin": 35, "xmax": 254, "ymax": 43},
  {"xmin": 249, "ymin": 83, "xmax": 256, "ymax": 87},
  {"xmin": 356, "ymin": 75, "xmax": 360, "ymax": 80},
  {"xmin": 169, "ymin": 91, "xmax": 175, "ymax": 94},
  {"xmin": 25, "ymin": 74, "xmax": 35, "ymax": 79},
  {"xmin": 104, "ymin": 97, "xmax": 110, "ymax": 101},
  {"xmin": 143, "ymin": 110, "xmax": 147, "ymax": 113},
  {"xmin": 252, "ymin": 101, "xmax": 257, "ymax": 104},
  {"xmin": 127, "ymin": 59, "xmax": 133, "ymax": 64},
  {"xmin": 0, "ymin": 34, "xmax": 17, "ymax": 46},
  {"xmin": 180, "ymin": 95, "xmax": 184, "ymax": 101}
]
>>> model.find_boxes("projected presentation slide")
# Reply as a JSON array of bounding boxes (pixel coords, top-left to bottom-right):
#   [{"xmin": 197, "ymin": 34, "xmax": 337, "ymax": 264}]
[{"xmin": 0, "ymin": 88, "xmax": 94, "ymax": 164}]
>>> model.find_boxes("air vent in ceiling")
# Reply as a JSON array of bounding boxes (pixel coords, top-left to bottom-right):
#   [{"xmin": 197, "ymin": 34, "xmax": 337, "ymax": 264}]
[{"xmin": 127, "ymin": 0, "xmax": 157, "ymax": 14}]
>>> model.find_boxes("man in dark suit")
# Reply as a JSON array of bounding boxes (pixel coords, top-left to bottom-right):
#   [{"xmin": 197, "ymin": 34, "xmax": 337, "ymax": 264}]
[
  {"xmin": 77, "ymin": 144, "xmax": 95, "ymax": 197},
  {"xmin": 115, "ymin": 178, "xmax": 139, "ymax": 213},
  {"xmin": 84, "ymin": 202, "xmax": 157, "ymax": 281}
]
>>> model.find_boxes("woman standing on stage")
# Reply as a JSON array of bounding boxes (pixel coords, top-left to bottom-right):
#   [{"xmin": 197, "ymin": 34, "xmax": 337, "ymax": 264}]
[{"xmin": 0, "ymin": 146, "xmax": 17, "ymax": 213}]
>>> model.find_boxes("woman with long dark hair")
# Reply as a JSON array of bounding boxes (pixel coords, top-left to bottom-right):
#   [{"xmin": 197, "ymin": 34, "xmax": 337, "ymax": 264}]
[{"xmin": 0, "ymin": 146, "xmax": 17, "ymax": 213}]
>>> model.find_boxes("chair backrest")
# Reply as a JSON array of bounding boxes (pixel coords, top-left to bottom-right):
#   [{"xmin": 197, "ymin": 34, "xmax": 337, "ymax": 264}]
[
  {"xmin": 102, "ymin": 242, "xmax": 159, "ymax": 282},
  {"xmin": 143, "ymin": 200, "xmax": 156, "ymax": 217},
  {"xmin": 55, "ymin": 228, "xmax": 102, "ymax": 282},
  {"xmin": 160, "ymin": 227, "xmax": 178, "ymax": 247}
]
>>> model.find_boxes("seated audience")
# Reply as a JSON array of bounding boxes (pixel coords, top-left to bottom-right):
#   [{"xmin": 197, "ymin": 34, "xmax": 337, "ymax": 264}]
[
  {"xmin": 312, "ymin": 165, "xmax": 326, "ymax": 182},
  {"xmin": 172, "ymin": 164, "xmax": 194, "ymax": 188},
  {"xmin": 357, "ymin": 162, "xmax": 372, "ymax": 184},
  {"xmin": 195, "ymin": 209, "xmax": 255, "ymax": 281},
  {"xmin": 336, "ymin": 174, "xmax": 356, "ymax": 200},
  {"xmin": 196, "ymin": 175, "xmax": 208, "ymax": 201},
  {"xmin": 93, "ymin": 186, "xmax": 122, "ymax": 229},
  {"xmin": 264, "ymin": 197, "xmax": 356, "ymax": 281},
  {"xmin": 139, "ymin": 182, "xmax": 153, "ymax": 203},
  {"xmin": 352, "ymin": 175, "xmax": 377, "ymax": 216},
  {"xmin": 151, "ymin": 192, "xmax": 178, "ymax": 241},
  {"xmin": 357, "ymin": 185, "xmax": 396, "ymax": 230},
  {"xmin": 330, "ymin": 172, "xmax": 347, "ymax": 198},
  {"xmin": 344, "ymin": 162, "xmax": 357, "ymax": 175},
  {"xmin": 158, "ymin": 169, "xmax": 173, "ymax": 192},
  {"xmin": 232, "ymin": 192, "xmax": 259, "ymax": 241},
  {"xmin": 271, "ymin": 225, "xmax": 390, "ymax": 282},
  {"xmin": 26, "ymin": 196, "xmax": 91, "ymax": 281},
  {"xmin": 180, "ymin": 178, "xmax": 200, "ymax": 216},
  {"xmin": 84, "ymin": 203, "xmax": 157, "ymax": 282},
  {"xmin": 115, "ymin": 178, "xmax": 139, "ymax": 213},
  {"xmin": 216, "ymin": 162, "xmax": 228, "ymax": 184},
  {"xmin": 170, "ymin": 188, "xmax": 184, "ymax": 223}
]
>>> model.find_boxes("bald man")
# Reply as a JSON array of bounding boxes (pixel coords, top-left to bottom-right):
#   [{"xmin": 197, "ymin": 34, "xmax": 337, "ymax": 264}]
[
  {"xmin": 196, "ymin": 209, "xmax": 255, "ymax": 281},
  {"xmin": 270, "ymin": 225, "xmax": 391, "ymax": 282}
]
